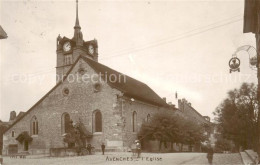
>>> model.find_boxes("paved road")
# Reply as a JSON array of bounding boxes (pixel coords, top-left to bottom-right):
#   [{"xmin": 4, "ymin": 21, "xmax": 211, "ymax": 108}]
[{"xmin": 2, "ymin": 152, "xmax": 244, "ymax": 165}]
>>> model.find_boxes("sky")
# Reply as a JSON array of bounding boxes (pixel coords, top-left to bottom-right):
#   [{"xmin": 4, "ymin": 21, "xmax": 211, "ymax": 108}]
[{"xmin": 0, "ymin": 0, "xmax": 257, "ymax": 121}]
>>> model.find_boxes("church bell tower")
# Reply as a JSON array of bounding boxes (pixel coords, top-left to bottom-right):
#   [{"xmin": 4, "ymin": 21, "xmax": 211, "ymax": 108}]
[{"xmin": 56, "ymin": 0, "xmax": 98, "ymax": 82}]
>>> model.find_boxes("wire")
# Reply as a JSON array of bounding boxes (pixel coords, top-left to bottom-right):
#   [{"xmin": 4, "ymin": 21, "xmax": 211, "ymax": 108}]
[
  {"xmin": 101, "ymin": 18, "xmax": 242, "ymax": 60},
  {"xmin": 102, "ymin": 14, "xmax": 243, "ymax": 56}
]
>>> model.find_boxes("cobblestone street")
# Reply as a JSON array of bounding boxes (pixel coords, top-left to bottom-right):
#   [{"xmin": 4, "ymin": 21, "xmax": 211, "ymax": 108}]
[{"xmin": 2, "ymin": 152, "xmax": 244, "ymax": 165}]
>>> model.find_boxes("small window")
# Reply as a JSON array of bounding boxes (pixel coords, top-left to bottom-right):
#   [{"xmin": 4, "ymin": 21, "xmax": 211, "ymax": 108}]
[
  {"xmin": 78, "ymin": 68, "xmax": 86, "ymax": 75},
  {"xmin": 11, "ymin": 131, "xmax": 15, "ymax": 137},
  {"xmin": 132, "ymin": 111, "xmax": 137, "ymax": 132},
  {"xmin": 94, "ymin": 83, "xmax": 102, "ymax": 92},
  {"xmin": 147, "ymin": 114, "xmax": 150, "ymax": 122},
  {"xmin": 62, "ymin": 88, "xmax": 70, "ymax": 96}
]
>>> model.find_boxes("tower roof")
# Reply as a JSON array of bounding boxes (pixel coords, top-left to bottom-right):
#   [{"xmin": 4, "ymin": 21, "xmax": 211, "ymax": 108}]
[
  {"xmin": 74, "ymin": 0, "xmax": 81, "ymax": 29},
  {"xmin": 72, "ymin": 0, "xmax": 83, "ymax": 45}
]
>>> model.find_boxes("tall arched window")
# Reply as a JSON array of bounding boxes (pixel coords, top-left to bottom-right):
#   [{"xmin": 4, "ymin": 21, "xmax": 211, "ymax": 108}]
[
  {"xmin": 132, "ymin": 111, "xmax": 137, "ymax": 132},
  {"xmin": 147, "ymin": 114, "xmax": 151, "ymax": 122},
  {"xmin": 31, "ymin": 116, "xmax": 38, "ymax": 135},
  {"xmin": 61, "ymin": 113, "xmax": 70, "ymax": 134},
  {"xmin": 93, "ymin": 110, "xmax": 102, "ymax": 132}
]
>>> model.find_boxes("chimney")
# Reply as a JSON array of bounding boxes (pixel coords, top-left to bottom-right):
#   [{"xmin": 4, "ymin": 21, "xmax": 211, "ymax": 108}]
[
  {"xmin": 162, "ymin": 97, "xmax": 166, "ymax": 102},
  {"xmin": 178, "ymin": 99, "xmax": 182, "ymax": 110},
  {"xmin": 9, "ymin": 111, "xmax": 16, "ymax": 121}
]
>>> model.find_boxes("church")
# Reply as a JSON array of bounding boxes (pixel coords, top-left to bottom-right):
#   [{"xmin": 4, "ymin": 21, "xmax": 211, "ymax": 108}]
[{"xmin": 2, "ymin": 1, "xmax": 210, "ymax": 155}]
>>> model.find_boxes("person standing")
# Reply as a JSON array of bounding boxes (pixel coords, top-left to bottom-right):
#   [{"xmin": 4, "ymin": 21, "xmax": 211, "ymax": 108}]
[
  {"xmin": 87, "ymin": 144, "xmax": 92, "ymax": 155},
  {"xmin": 101, "ymin": 143, "xmax": 105, "ymax": 155},
  {"xmin": 136, "ymin": 142, "xmax": 141, "ymax": 158},
  {"xmin": 207, "ymin": 145, "xmax": 214, "ymax": 165}
]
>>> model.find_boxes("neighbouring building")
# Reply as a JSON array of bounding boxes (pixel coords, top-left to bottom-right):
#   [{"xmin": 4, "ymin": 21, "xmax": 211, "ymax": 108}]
[
  {"xmin": 0, "ymin": 25, "xmax": 8, "ymax": 39},
  {"xmin": 2, "ymin": 1, "xmax": 211, "ymax": 155},
  {"xmin": 0, "ymin": 111, "xmax": 25, "ymax": 154},
  {"xmin": 178, "ymin": 99, "xmax": 213, "ymax": 151},
  {"xmin": 178, "ymin": 99, "xmax": 211, "ymax": 126}
]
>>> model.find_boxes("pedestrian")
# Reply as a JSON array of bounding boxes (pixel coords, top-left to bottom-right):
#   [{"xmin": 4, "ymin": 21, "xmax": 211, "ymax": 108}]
[
  {"xmin": 207, "ymin": 145, "xmax": 214, "ymax": 165},
  {"xmin": 101, "ymin": 143, "xmax": 105, "ymax": 155},
  {"xmin": 87, "ymin": 144, "xmax": 92, "ymax": 155},
  {"xmin": 131, "ymin": 142, "xmax": 137, "ymax": 156},
  {"xmin": 136, "ymin": 141, "xmax": 141, "ymax": 158}
]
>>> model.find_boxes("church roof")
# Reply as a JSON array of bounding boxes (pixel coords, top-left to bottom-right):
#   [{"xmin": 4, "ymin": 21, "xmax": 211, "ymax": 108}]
[
  {"xmin": 83, "ymin": 56, "xmax": 167, "ymax": 106},
  {"xmin": 15, "ymin": 112, "xmax": 26, "ymax": 121}
]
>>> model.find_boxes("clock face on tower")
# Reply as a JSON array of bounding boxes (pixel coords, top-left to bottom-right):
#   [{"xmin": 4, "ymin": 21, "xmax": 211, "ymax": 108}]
[
  {"xmin": 88, "ymin": 44, "xmax": 94, "ymax": 55},
  {"xmin": 63, "ymin": 41, "xmax": 71, "ymax": 52}
]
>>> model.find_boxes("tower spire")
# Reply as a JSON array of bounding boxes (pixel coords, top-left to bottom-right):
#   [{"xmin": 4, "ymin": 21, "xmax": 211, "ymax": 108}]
[
  {"xmin": 74, "ymin": 0, "xmax": 80, "ymax": 29},
  {"xmin": 73, "ymin": 0, "xmax": 83, "ymax": 46}
]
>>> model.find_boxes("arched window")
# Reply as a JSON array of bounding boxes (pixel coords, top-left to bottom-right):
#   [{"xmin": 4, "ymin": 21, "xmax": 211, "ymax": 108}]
[
  {"xmin": 132, "ymin": 111, "xmax": 137, "ymax": 132},
  {"xmin": 147, "ymin": 114, "xmax": 151, "ymax": 122},
  {"xmin": 93, "ymin": 110, "xmax": 102, "ymax": 132},
  {"xmin": 31, "ymin": 116, "xmax": 38, "ymax": 135},
  {"xmin": 61, "ymin": 113, "xmax": 70, "ymax": 134},
  {"xmin": 11, "ymin": 131, "xmax": 15, "ymax": 137}
]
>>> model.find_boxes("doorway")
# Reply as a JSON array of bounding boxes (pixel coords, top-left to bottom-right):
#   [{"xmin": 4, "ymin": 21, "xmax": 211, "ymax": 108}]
[
  {"xmin": 8, "ymin": 144, "xmax": 18, "ymax": 155},
  {"xmin": 24, "ymin": 141, "xmax": 29, "ymax": 151}
]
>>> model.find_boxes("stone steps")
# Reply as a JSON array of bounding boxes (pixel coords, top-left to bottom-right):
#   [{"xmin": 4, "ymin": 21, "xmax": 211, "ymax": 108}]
[{"xmin": 240, "ymin": 152, "xmax": 254, "ymax": 165}]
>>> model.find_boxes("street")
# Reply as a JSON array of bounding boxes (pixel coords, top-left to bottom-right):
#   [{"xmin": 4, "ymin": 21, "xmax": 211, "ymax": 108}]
[{"xmin": 2, "ymin": 152, "xmax": 243, "ymax": 165}]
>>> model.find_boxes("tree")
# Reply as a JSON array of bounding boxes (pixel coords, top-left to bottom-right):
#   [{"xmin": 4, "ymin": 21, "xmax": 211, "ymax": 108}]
[
  {"xmin": 177, "ymin": 118, "xmax": 207, "ymax": 151},
  {"xmin": 215, "ymin": 137, "xmax": 235, "ymax": 153},
  {"xmin": 138, "ymin": 113, "xmax": 179, "ymax": 150},
  {"xmin": 213, "ymin": 83, "xmax": 258, "ymax": 151},
  {"xmin": 63, "ymin": 119, "xmax": 92, "ymax": 155},
  {"xmin": 139, "ymin": 113, "xmax": 206, "ymax": 151}
]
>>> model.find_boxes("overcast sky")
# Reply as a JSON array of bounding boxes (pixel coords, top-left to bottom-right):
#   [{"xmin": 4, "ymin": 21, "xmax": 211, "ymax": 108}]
[{"xmin": 0, "ymin": 0, "xmax": 257, "ymax": 121}]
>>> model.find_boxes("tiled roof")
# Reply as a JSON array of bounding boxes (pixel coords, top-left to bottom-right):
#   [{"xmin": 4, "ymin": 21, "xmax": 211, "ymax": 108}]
[{"xmin": 83, "ymin": 57, "xmax": 167, "ymax": 106}]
